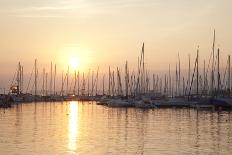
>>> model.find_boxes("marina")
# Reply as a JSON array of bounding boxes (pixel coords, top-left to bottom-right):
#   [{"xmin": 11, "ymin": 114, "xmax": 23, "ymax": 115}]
[
  {"xmin": 1, "ymin": 33, "xmax": 232, "ymax": 110},
  {"xmin": 1, "ymin": 1, "xmax": 232, "ymax": 154}
]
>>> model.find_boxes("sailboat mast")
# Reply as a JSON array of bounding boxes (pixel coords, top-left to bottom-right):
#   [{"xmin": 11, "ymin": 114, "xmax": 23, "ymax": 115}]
[
  {"xmin": 17, "ymin": 62, "xmax": 20, "ymax": 95},
  {"xmin": 74, "ymin": 71, "xmax": 77, "ymax": 95},
  {"xmin": 203, "ymin": 60, "xmax": 206, "ymax": 95},
  {"xmin": 196, "ymin": 48, "xmax": 199, "ymax": 97},
  {"xmin": 20, "ymin": 62, "xmax": 22, "ymax": 94},
  {"xmin": 211, "ymin": 30, "xmax": 215, "ymax": 96},
  {"xmin": 96, "ymin": 67, "xmax": 99, "ymax": 96},
  {"xmin": 50, "ymin": 62, "xmax": 53, "ymax": 96},
  {"xmin": 45, "ymin": 72, "xmax": 48, "ymax": 96},
  {"xmin": 228, "ymin": 55, "xmax": 231, "ymax": 96},
  {"xmin": 153, "ymin": 74, "xmax": 155, "ymax": 93},
  {"xmin": 54, "ymin": 64, "xmax": 56, "ymax": 95},
  {"xmin": 109, "ymin": 66, "xmax": 111, "ymax": 96},
  {"xmin": 176, "ymin": 63, "xmax": 178, "ymax": 96},
  {"xmin": 34, "ymin": 59, "xmax": 37, "ymax": 97},
  {"xmin": 21, "ymin": 66, "xmax": 23, "ymax": 94},
  {"xmin": 61, "ymin": 71, "xmax": 64, "ymax": 96},
  {"xmin": 183, "ymin": 77, "xmax": 185, "ymax": 96},
  {"xmin": 169, "ymin": 65, "xmax": 171, "ymax": 96},
  {"xmin": 103, "ymin": 75, "xmax": 105, "ymax": 95},
  {"xmin": 125, "ymin": 61, "xmax": 129, "ymax": 97},
  {"xmin": 142, "ymin": 43, "xmax": 145, "ymax": 94},
  {"xmin": 188, "ymin": 55, "xmax": 191, "ymax": 94},
  {"xmin": 217, "ymin": 48, "xmax": 220, "ymax": 95},
  {"xmin": 42, "ymin": 68, "xmax": 45, "ymax": 96},
  {"xmin": 91, "ymin": 71, "xmax": 94, "ymax": 96},
  {"xmin": 82, "ymin": 72, "xmax": 85, "ymax": 96},
  {"xmin": 77, "ymin": 71, "xmax": 80, "ymax": 96},
  {"xmin": 87, "ymin": 69, "xmax": 90, "ymax": 96},
  {"xmin": 66, "ymin": 66, "xmax": 69, "ymax": 95},
  {"xmin": 178, "ymin": 53, "xmax": 181, "ymax": 96}
]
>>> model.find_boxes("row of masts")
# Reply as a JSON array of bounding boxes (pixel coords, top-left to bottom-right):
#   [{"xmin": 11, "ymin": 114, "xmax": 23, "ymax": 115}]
[{"xmin": 7, "ymin": 32, "xmax": 232, "ymax": 99}]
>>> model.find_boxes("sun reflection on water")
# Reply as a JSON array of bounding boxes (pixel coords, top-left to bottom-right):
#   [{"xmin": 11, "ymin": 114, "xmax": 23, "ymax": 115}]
[{"xmin": 68, "ymin": 101, "xmax": 79, "ymax": 151}]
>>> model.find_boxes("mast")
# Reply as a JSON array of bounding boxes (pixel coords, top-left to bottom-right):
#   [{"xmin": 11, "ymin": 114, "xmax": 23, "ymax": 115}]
[
  {"xmin": 203, "ymin": 60, "xmax": 206, "ymax": 95},
  {"xmin": 87, "ymin": 69, "xmax": 90, "ymax": 96},
  {"xmin": 50, "ymin": 62, "xmax": 53, "ymax": 96},
  {"xmin": 17, "ymin": 62, "xmax": 21, "ymax": 95},
  {"xmin": 169, "ymin": 65, "xmax": 171, "ymax": 96},
  {"xmin": 21, "ymin": 66, "xmax": 23, "ymax": 94},
  {"xmin": 61, "ymin": 71, "xmax": 64, "ymax": 96},
  {"xmin": 112, "ymin": 71, "xmax": 115, "ymax": 96},
  {"xmin": 77, "ymin": 71, "xmax": 80, "ymax": 96},
  {"xmin": 96, "ymin": 67, "xmax": 99, "ymax": 96},
  {"xmin": 42, "ymin": 68, "xmax": 45, "ymax": 96},
  {"xmin": 153, "ymin": 74, "xmax": 155, "ymax": 93},
  {"xmin": 108, "ymin": 66, "xmax": 111, "ymax": 96},
  {"xmin": 45, "ymin": 72, "xmax": 48, "ymax": 96},
  {"xmin": 66, "ymin": 66, "xmax": 69, "ymax": 95},
  {"xmin": 91, "ymin": 71, "xmax": 94, "ymax": 96},
  {"xmin": 183, "ymin": 77, "xmax": 185, "ymax": 96},
  {"xmin": 188, "ymin": 54, "xmax": 191, "ymax": 94},
  {"xmin": 178, "ymin": 53, "xmax": 181, "ymax": 96},
  {"xmin": 228, "ymin": 55, "xmax": 231, "ymax": 96},
  {"xmin": 211, "ymin": 30, "xmax": 215, "ymax": 96},
  {"xmin": 196, "ymin": 47, "xmax": 199, "ymax": 97},
  {"xmin": 34, "ymin": 59, "xmax": 37, "ymax": 97},
  {"xmin": 175, "ymin": 63, "xmax": 178, "ymax": 96},
  {"xmin": 54, "ymin": 64, "xmax": 56, "ymax": 95},
  {"xmin": 103, "ymin": 75, "xmax": 105, "ymax": 95},
  {"xmin": 142, "ymin": 43, "xmax": 145, "ymax": 94},
  {"xmin": 217, "ymin": 48, "xmax": 220, "ymax": 96},
  {"xmin": 81, "ymin": 72, "xmax": 85, "ymax": 96},
  {"xmin": 164, "ymin": 74, "xmax": 167, "ymax": 96},
  {"xmin": 117, "ymin": 67, "xmax": 120, "ymax": 96},
  {"xmin": 73, "ymin": 71, "xmax": 77, "ymax": 95},
  {"xmin": 125, "ymin": 61, "xmax": 129, "ymax": 97}
]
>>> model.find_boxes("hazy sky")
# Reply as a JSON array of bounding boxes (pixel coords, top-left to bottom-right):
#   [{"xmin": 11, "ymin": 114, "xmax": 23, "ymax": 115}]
[{"xmin": 0, "ymin": 0, "xmax": 232, "ymax": 89}]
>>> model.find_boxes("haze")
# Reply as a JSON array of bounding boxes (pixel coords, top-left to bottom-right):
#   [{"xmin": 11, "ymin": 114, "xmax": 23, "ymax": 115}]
[{"xmin": 0, "ymin": 0, "xmax": 232, "ymax": 90}]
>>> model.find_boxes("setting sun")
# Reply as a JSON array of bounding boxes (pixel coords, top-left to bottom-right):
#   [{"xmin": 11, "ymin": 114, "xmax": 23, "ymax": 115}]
[
  {"xmin": 57, "ymin": 45, "xmax": 92, "ymax": 72},
  {"xmin": 69, "ymin": 57, "xmax": 80, "ymax": 71}
]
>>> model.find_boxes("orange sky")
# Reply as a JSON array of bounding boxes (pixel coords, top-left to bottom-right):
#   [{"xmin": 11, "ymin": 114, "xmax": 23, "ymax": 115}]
[{"xmin": 0, "ymin": 0, "xmax": 232, "ymax": 90}]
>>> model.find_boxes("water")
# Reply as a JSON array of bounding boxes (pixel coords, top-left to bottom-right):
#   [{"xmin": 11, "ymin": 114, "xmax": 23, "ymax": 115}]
[{"xmin": 0, "ymin": 101, "xmax": 232, "ymax": 155}]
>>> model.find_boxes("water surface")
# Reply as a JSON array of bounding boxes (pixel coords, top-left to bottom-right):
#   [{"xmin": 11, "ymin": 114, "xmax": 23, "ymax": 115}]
[{"xmin": 0, "ymin": 101, "xmax": 232, "ymax": 155}]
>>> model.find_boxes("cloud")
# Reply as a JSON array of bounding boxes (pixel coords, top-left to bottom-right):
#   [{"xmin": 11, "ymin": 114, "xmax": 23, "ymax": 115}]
[{"xmin": 0, "ymin": 0, "xmax": 87, "ymax": 18}]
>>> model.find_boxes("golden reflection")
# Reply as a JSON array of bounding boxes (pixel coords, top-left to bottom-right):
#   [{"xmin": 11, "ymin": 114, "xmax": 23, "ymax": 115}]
[{"xmin": 68, "ymin": 101, "xmax": 79, "ymax": 151}]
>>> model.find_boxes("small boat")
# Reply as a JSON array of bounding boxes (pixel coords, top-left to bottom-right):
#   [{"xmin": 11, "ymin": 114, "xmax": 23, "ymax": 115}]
[
  {"xmin": 107, "ymin": 98, "xmax": 132, "ymax": 107},
  {"xmin": 96, "ymin": 96, "xmax": 110, "ymax": 105},
  {"xmin": 211, "ymin": 97, "xmax": 232, "ymax": 108},
  {"xmin": 134, "ymin": 99, "xmax": 157, "ymax": 108}
]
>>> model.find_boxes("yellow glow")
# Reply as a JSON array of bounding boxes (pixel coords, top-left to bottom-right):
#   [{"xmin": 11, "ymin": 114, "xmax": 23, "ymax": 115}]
[
  {"xmin": 69, "ymin": 57, "xmax": 80, "ymax": 71},
  {"xmin": 68, "ymin": 101, "xmax": 79, "ymax": 151},
  {"xmin": 58, "ymin": 45, "xmax": 92, "ymax": 72}
]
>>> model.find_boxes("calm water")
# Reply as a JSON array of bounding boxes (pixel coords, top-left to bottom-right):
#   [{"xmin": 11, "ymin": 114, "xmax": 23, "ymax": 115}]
[{"xmin": 0, "ymin": 101, "xmax": 232, "ymax": 155}]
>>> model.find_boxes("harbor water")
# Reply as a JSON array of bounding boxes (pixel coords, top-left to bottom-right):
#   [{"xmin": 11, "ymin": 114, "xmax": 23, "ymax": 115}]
[{"xmin": 0, "ymin": 101, "xmax": 232, "ymax": 155}]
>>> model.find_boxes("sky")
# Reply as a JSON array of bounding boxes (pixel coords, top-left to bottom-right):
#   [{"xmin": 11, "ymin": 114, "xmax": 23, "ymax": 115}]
[{"xmin": 0, "ymin": 0, "xmax": 232, "ymax": 91}]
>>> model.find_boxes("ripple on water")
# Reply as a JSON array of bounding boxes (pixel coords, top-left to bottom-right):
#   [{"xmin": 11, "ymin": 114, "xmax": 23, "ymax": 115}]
[{"xmin": 0, "ymin": 102, "xmax": 232, "ymax": 155}]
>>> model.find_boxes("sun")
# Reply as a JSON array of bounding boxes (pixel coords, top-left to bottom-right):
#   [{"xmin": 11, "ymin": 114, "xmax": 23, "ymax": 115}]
[
  {"xmin": 58, "ymin": 45, "xmax": 91, "ymax": 72},
  {"xmin": 69, "ymin": 57, "xmax": 80, "ymax": 71}
]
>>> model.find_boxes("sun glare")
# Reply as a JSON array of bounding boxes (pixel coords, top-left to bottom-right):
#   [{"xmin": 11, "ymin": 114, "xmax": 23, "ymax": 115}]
[
  {"xmin": 69, "ymin": 57, "xmax": 80, "ymax": 71},
  {"xmin": 58, "ymin": 45, "xmax": 92, "ymax": 72}
]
